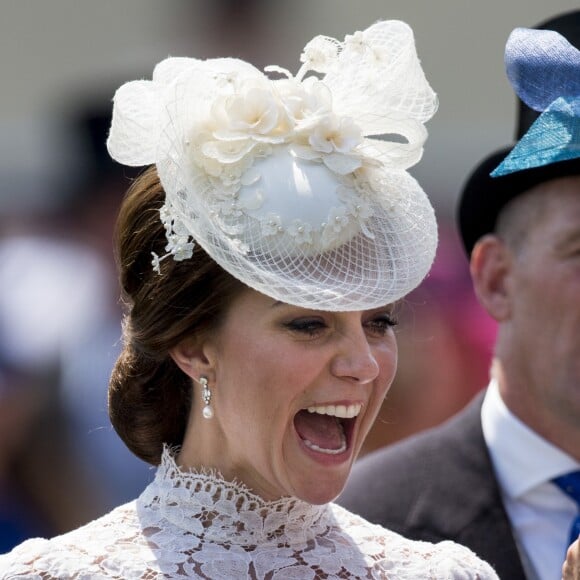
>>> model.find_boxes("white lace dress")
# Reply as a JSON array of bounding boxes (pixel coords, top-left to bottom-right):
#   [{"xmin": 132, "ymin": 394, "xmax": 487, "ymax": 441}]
[{"xmin": 0, "ymin": 449, "xmax": 498, "ymax": 579}]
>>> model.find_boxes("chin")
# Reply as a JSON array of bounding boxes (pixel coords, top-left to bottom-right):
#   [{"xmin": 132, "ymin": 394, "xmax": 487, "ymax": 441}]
[{"xmin": 292, "ymin": 473, "xmax": 349, "ymax": 505}]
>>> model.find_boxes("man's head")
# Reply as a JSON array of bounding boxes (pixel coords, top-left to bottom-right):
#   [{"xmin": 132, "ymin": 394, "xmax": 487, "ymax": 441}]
[
  {"xmin": 456, "ymin": 11, "xmax": 580, "ymax": 456},
  {"xmin": 468, "ymin": 176, "xmax": 580, "ymax": 457}
]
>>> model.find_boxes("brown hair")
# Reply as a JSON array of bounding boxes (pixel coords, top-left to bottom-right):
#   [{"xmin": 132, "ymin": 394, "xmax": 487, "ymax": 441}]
[{"xmin": 108, "ymin": 166, "xmax": 244, "ymax": 465}]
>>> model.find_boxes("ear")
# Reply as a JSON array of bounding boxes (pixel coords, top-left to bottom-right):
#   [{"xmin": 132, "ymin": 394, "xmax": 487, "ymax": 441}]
[
  {"xmin": 169, "ymin": 337, "xmax": 216, "ymax": 382},
  {"xmin": 470, "ymin": 234, "xmax": 514, "ymax": 322}
]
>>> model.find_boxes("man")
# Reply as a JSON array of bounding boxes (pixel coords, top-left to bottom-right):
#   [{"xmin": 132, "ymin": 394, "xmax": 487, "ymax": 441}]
[{"xmin": 339, "ymin": 11, "xmax": 580, "ymax": 580}]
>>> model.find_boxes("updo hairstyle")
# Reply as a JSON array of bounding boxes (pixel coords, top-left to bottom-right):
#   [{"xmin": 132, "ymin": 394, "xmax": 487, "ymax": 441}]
[{"xmin": 109, "ymin": 166, "xmax": 245, "ymax": 465}]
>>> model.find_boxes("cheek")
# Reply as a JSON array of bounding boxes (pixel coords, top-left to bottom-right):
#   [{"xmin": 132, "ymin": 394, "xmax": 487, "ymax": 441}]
[
  {"xmin": 378, "ymin": 339, "xmax": 398, "ymax": 389},
  {"xmin": 217, "ymin": 336, "xmax": 297, "ymax": 413}
]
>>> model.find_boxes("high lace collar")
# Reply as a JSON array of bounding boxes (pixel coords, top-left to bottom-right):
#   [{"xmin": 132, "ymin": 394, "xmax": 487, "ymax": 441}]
[{"xmin": 138, "ymin": 447, "xmax": 332, "ymax": 548}]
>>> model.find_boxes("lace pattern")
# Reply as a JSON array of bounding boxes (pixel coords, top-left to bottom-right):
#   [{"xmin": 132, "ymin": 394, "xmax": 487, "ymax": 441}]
[
  {"xmin": 139, "ymin": 449, "xmax": 331, "ymax": 547},
  {"xmin": 0, "ymin": 449, "xmax": 499, "ymax": 579}
]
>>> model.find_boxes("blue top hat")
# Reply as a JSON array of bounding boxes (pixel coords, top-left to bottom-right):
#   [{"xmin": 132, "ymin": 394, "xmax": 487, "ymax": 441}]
[{"xmin": 457, "ymin": 10, "xmax": 580, "ymax": 256}]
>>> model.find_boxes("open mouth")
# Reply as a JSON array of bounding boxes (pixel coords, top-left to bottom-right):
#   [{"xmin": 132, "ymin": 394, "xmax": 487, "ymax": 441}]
[{"xmin": 293, "ymin": 403, "xmax": 361, "ymax": 455}]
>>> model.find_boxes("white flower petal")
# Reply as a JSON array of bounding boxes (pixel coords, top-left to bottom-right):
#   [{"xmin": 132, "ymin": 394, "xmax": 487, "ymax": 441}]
[
  {"xmin": 201, "ymin": 140, "xmax": 255, "ymax": 164},
  {"xmin": 288, "ymin": 144, "xmax": 322, "ymax": 161},
  {"xmin": 323, "ymin": 153, "xmax": 362, "ymax": 174},
  {"xmin": 240, "ymin": 167, "xmax": 261, "ymax": 186},
  {"xmin": 300, "ymin": 35, "xmax": 340, "ymax": 73}
]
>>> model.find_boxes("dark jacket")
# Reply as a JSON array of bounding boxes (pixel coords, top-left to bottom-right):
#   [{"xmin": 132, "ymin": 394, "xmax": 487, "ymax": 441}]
[{"xmin": 339, "ymin": 393, "xmax": 526, "ymax": 579}]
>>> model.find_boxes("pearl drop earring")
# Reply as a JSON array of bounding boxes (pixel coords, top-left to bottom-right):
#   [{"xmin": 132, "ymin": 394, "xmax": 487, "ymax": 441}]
[{"xmin": 199, "ymin": 376, "xmax": 213, "ymax": 419}]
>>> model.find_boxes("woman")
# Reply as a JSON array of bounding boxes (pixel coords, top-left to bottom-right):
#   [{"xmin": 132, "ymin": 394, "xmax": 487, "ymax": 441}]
[{"xmin": 0, "ymin": 21, "xmax": 498, "ymax": 578}]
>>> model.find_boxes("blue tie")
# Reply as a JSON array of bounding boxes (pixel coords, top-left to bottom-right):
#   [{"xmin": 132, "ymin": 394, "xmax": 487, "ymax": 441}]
[{"xmin": 552, "ymin": 471, "xmax": 580, "ymax": 547}]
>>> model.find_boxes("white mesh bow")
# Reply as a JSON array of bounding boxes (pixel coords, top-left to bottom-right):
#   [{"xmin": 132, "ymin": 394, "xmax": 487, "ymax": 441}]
[{"xmin": 107, "ymin": 20, "xmax": 438, "ymax": 310}]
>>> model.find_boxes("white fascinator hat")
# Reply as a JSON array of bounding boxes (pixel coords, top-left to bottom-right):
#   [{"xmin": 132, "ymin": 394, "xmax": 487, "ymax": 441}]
[{"xmin": 107, "ymin": 20, "xmax": 438, "ymax": 311}]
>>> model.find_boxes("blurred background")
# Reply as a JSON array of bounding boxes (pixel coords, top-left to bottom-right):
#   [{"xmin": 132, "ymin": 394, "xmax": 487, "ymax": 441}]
[{"xmin": 1, "ymin": 0, "xmax": 578, "ymax": 552}]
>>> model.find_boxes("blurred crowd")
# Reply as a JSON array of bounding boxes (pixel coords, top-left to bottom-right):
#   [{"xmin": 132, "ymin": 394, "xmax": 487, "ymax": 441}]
[{"xmin": 0, "ymin": 99, "xmax": 153, "ymax": 553}]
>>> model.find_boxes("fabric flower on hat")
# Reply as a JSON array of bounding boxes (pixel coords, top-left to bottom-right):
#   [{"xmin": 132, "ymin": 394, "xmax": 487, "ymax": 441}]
[
  {"xmin": 212, "ymin": 81, "xmax": 291, "ymax": 143},
  {"xmin": 299, "ymin": 35, "xmax": 340, "ymax": 74}
]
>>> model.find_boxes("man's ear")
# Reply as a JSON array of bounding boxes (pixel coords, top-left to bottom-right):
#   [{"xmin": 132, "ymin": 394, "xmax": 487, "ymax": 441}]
[
  {"xmin": 470, "ymin": 234, "xmax": 514, "ymax": 322},
  {"xmin": 169, "ymin": 337, "xmax": 216, "ymax": 382}
]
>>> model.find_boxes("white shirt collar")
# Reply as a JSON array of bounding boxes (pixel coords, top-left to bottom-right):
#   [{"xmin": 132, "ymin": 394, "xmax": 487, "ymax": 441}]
[{"xmin": 481, "ymin": 379, "xmax": 579, "ymax": 499}]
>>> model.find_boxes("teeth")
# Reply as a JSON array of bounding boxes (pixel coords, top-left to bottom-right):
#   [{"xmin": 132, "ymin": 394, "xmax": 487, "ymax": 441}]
[
  {"xmin": 303, "ymin": 435, "xmax": 347, "ymax": 455},
  {"xmin": 306, "ymin": 403, "xmax": 362, "ymax": 419}
]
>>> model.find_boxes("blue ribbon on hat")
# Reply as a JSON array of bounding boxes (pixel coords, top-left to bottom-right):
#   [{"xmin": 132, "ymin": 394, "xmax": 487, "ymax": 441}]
[{"xmin": 492, "ymin": 27, "xmax": 580, "ymax": 177}]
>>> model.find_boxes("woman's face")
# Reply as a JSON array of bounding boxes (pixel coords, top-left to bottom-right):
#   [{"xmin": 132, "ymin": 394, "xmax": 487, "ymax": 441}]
[{"xmin": 178, "ymin": 288, "xmax": 398, "ymax": 504}]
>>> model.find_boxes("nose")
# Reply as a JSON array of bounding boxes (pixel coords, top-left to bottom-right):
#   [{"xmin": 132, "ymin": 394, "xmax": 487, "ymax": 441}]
[{"xmin": 330, "ymin": 329, "xmax": 381, "ymax": 384}]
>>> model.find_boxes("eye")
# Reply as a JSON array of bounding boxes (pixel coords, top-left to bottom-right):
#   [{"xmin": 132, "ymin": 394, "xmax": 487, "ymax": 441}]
[
  {"xmin": 283, "ymin": 317, "xmax": 327, "ymax": 337},
  {"xmin": 365, "ymin": 313, "xmax": 398, "ymax": 336}
]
